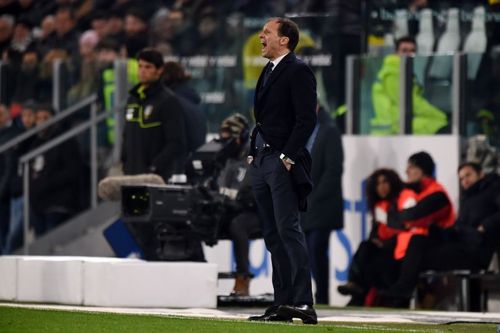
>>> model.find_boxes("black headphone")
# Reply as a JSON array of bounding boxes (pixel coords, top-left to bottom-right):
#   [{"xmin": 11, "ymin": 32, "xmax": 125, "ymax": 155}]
[
  {"xmin": 240, "ymin": 127, "xmax": 250, "ymax": 143},
  {"xmin": 237, "ymin": 115, "xmax": 250, "ymax": 143},
  {"xmin": 224, "ymin": 113, "xmax": 250, "ymax": 143}
]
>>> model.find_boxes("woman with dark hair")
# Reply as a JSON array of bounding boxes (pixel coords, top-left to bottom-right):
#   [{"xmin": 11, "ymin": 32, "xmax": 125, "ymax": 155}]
[{"xmin": 337, "ymin": 168, "xmax": 417, "ymax": 306}]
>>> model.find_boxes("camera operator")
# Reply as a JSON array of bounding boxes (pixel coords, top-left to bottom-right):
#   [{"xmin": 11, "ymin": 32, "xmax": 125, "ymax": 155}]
[{"xmin": 215, "ymin": 114, "xmax": 261, "ymax": 296}]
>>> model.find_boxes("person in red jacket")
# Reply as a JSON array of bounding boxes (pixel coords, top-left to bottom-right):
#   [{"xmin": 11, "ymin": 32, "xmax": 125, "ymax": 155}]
[
  {"xmin": 337, "ymin": 168, "xmax": 417, "ymax": 306},
  {"xmin": 380, "ymin": 151, "xmax": 455, "ymax": 306}
]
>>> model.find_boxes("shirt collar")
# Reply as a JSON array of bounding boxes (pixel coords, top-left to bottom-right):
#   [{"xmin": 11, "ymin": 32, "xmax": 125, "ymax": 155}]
[{"xmin": 270, "ymin": 52, "xmax": 289, "ymax": 70}]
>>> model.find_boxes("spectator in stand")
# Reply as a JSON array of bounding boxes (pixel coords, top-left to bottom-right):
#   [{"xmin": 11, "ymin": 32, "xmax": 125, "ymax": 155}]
[
  {"xmin": 35, "ymin": 15, "xmax": 55, "ymax": 47},
  {"xmin": 337, "ymin": 169, "xmax": 417, "ymax": 306},
  {"xmin": 28, "ymin": 105, "xmax": 82, "ymax": 236},
  {"xmin": 3, "ymin": 103, "xmax": 36, "ymax": 254},
  {"xmin": 108, "ymin": 0, "xmax": 161, "ymax": 19},
  {"xmin": 15, "ymin": 0, "xmax": 45, "ymax": 26},
  {"xmin": 151, "ymin": 8, "xmax": 192, "ymax": 56},
  {"xmin": 0, "ymin": 14, "xmax": 14, "ymax": 59},
  {"xmin": 192, "ymin": 6, "xmax": 223, "ymax": 55},
  {"xmin": 167, "ymin": 8, "xmax": 191, "ymax": 53},
  {"xmin": 121, "ymin": 48, "xmax": 187, "ymax": 181},
  {"xmin": 11, "ymin": 48, "xmax": 41, "ymax": 107},
  {"xmin": 9, "ymin": 16, "xmax": 35, "ymax": 55},
  {"xmin": 41, "ymin": 6, "xmax": 79, "ymax": 59},
  {"xmin": 67, "ymin": 30, "xmax": 99, "ymax": 106},
  {"xmin": 38, "ymin": 48, "xmax": 69, "ymax": 105},
  {"xmin": 90, "ymin": 11, "xmax": 109, "ymax": 41},
  {"xmin": 71, "ymin": 0, "xmax": 95, "ymax": 30},
  {"xmin": 123, "ymin": 8, "xmax": 149, "ymax": 58},
  {"xmin": 0, "ymin": 103, "xmax": 23, "ymax": 250},
  {"xmin": 300, "ymin": 105, "xmax": 344, "ymax": 305},
  {"xmin": 79, "ymin": 30, "xmax": 99, "ymax": 68},
  {"xmin": 151, "ymin": 8, "xmax": 174, "ymax": 46},
  {"xmin": 0, "ymin": 15, "xmax": 17, "ymax": 106},
  {"xmin": 105, "ymin": 10, "xmax": 125, "ymax": 46}
]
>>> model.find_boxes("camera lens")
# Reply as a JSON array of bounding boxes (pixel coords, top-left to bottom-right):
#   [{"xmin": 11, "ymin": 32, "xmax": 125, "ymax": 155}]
[{"xmin": 122, "ymin": 186, "xmax": 150, "ymax": 216}]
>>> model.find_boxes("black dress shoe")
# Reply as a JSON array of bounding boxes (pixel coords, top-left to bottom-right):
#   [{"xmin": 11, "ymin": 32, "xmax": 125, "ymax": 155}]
[
  {"xmin": 248, "ymin": 305, "xmax": 292, "ymax": 322},
  {"xmin": 277, "ymin": 304, "xmax": 317, "ymax": 325},
  {"xmin": 337, "ymin": 282, "xmax": 364, "ymax": 297}
]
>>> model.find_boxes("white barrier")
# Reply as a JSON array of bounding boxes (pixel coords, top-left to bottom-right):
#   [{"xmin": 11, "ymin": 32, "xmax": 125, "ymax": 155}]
[
  {"xmin": 84, "ymin": 261, "xmax": 217, "ymax": 308},
  {"xmin": 0, "ymin": 256, "xmax": 18, "ymax": 301},
  {"xmin": 0, "ymin": 256, "xmax": 217, "ymax": 308},
  {"xmin": 16, "ymin": 256, "xmax": 83, "ymax": 305}
]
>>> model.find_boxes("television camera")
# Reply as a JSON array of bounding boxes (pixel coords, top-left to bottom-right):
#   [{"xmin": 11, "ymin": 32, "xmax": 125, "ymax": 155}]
[{"xmin": 121, "ymin": 137, "xmax": 246, "ymax": 261}]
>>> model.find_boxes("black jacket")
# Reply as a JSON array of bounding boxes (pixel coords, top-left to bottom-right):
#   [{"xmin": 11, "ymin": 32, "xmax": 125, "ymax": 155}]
[
  {"xmin": 300, "ymin": 120, "xmax": 344, "ymax": 231},
  {"xmin": 291, "ymin": 148, "xmax": 313, "ymax": 212},
  {"xmin": 250, "ymin": 52, "xmax": 317, "ymax": 161},
  {"xmin": 250, "ymin": 53, "xmax": 317, "ymax": 211},
  {"xmin": 9, "ymin": 130, "xmax": 35, "ymax": 198},
  {"xmin": 455, "ymin": 173, "xmax": 500, "ymax": 249},
  {"xmin": 0, "ymin": 124, "xmax": 22, "ymax": 200},
  {"xmin": 29, "ymin": 127, "xmax": 82, "ymax": 215},
  {"xmin": 121, "ymin": 81, "xmax": 187, "ymax": 181},
  {"xmin": 170, "ymin": 82, "xmax": 207, "ymax": 153},
  {"xmin": 217, "ymin": 149, "xmax": 256, "ymax": 213}
]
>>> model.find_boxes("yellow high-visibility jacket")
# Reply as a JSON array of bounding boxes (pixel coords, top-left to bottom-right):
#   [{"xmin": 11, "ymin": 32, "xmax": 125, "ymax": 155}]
[{"xmin": 371, "ymin": 55, "xmax": 448, "ymax": 135}]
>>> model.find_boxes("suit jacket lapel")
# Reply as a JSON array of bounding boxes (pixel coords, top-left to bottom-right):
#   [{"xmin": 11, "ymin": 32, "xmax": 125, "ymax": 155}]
[
  {"xmin": 255, "ymin": 62, "xmax": 270, "ymax": 105},
  {"xmin": 257, "ymin": 53, "xmax": 295, "ymax": 102}
]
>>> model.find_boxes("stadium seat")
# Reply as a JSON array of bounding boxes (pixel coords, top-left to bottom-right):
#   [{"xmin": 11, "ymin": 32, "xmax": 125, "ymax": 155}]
[
  {"xmin": 428, "ymin": 8, "xmax": 461, "ymax": 80},
  {"xmin": 414, "ymin": 9, "xmax": 435, "ymax": 84},
  {"xmin": 463, "ymin": 6, "xmax": 487, "ymax": 80},
  {"xmin": 394, "ymin": 9, "xmax": 409, "ymax": 40},
  {"xmin": 416, "ymin": 9, "xmax": 435, "ymax": 55}
]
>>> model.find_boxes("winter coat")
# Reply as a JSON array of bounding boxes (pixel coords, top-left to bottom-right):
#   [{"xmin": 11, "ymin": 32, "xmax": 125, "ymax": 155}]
[{"xmin": 121, "ymin": 81, "xmax": 187, "ymax": 181}]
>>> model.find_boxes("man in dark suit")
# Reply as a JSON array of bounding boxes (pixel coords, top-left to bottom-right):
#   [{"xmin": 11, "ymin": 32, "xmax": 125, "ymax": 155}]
[
  {"xmin": 247, "ymin": 17, "xmax": 318, "ymax": 325},
  {"xmin": 300, "ymin": 105, "xmax": 344, "ymax": 305}
]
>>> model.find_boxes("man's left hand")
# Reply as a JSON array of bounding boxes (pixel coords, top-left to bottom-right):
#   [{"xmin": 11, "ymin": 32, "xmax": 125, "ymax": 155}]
[{"xmin": 282, "ymin": 159, "xmax": 292, "ymax": 171}]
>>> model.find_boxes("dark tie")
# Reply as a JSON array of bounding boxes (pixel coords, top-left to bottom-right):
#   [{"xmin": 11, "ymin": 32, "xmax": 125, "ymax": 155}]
[{"xmin": 261, "ymin": 62, "xmax": 274, "ymax": 87}]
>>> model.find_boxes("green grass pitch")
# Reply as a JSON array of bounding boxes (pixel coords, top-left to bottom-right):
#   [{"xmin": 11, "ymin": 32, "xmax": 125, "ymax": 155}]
[{"xmin": 0, "ymin": 306, "xmax": 497, "ymax": 333}]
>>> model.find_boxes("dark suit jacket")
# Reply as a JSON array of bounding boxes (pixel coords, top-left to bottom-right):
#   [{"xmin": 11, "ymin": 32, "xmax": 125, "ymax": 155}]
[
  {"xmin": 250, "ymin": 52, "xmax": 317, "ymax": 161},
  {"xmin": 300, "ymin": 120, "xmax": 344, "ymax": 231},
  {"xmin": 291, "ymin": 147, "xmax": 313, "ymax": 212}
]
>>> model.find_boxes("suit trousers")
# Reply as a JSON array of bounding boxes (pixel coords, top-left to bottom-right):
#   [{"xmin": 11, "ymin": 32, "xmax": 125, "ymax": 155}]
[
  {"xmin": 250, "ymin": 149, "xmax": 313, "ymax": 306},
  {"xmin": 229, "ymin": 211, "xmax": 262, "ymax": 275},
  {"xmin": 305, "ymin": 229, "xmax": 331, "ymax": 304}
]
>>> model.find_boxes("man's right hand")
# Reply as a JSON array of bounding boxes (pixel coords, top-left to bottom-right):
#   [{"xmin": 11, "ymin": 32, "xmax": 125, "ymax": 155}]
[{"xmin": 247, "ymin": 156, "xmax": 254, "ymax": 165}]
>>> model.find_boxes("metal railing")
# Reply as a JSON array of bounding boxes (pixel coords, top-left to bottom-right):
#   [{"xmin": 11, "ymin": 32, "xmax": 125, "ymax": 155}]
[
  {"xmin": 345, "ymin": 55, "xmax": 360, "ymax": 135},
  {"xmin": 19, "ymin": 102, "xmax": 112, "ymax": 254},
  {"xmin": 452, "ymin": 53, "xmax": 467, "ymax": 136},
  {"xmin": 345, "ymin": 52, "xmax": 470, "ymax": 136},
  {"xmin": 0, "ymin": 57, "xmax": 131, "ymax": 254},
  {"xmin": 0, "ymin": 94, "xmax": 98, "ymax": 155},
  {"xmin": 399, "ymin": 56, "xmax": 413, "ymax": 135}
]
